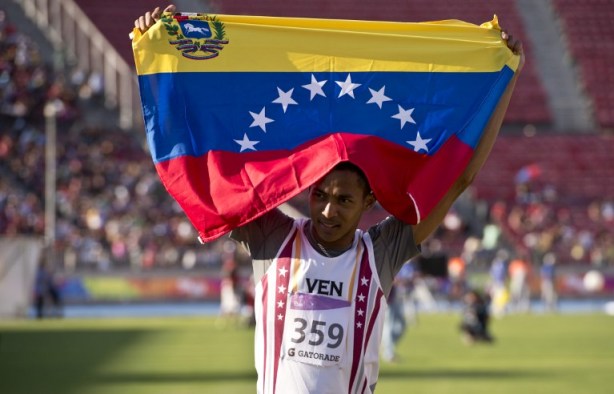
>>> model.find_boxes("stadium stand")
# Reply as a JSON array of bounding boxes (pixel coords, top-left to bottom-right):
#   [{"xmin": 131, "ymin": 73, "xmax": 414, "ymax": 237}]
[
  {"xmin": 553, "ymin": 0, "xmax": 614, "ymax": 129},
  {"xmin": 72, "ymin": 0, "xmax": 163, "ymax": 66},
  {"xmin": 1, "ymin": 0, "xmax": 612, "ymax": 273}
]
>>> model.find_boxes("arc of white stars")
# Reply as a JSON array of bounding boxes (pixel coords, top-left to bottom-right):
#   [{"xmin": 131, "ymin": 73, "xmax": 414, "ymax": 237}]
[
  {"xmin": 366, "ymin": 86, "xmax": 392, "ymax": 109},
  {"xmin": 335, "ymin": 74, "xmax": 361, "ymax": 98},
  {"xmin": 234, "ymin": 133, "xmax": 259, "ymax": 152},
  {"xmin": 302, "ymin": 74, "xmax": 327, "ymax": 100},
  {"xmin": 249, "ymin": 107, "xmax": 274, "ymax": 132},
  {"xmin": 406, "ymin": 131, "xmax": 432, "ymax": 153},
  {"xmin": 391, "ymin": 105, "xmax": 416, "ymax": 129},
  {"xmin": 272, "ymin": 87, "xmax": 297, "ymax": 113}
]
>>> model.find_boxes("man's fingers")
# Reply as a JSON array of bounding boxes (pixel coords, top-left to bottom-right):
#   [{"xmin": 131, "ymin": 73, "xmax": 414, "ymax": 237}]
[
  {"xmin": 136, "ymin": 15, "xmax": 145, "ymax": 32},
  {"xmin": 145, "ymin": 12, "xmax": 153, "ymax": 28},
  {"xmin": 151, "ymin": 6, "xmax": 162, "ymax": 20},
  {"xmin": 135, "ymin": 6, "xmax": 170, "ymax": 33},
  {"xmin": 500, "ymin": 30, "xmax": 524, "ymax": 71}
]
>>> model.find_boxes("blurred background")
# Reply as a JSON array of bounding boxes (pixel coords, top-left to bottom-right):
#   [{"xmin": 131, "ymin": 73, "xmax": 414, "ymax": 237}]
[{"xmin": 0, "ymin": 0, "xmax": 613, "ymax": 320}]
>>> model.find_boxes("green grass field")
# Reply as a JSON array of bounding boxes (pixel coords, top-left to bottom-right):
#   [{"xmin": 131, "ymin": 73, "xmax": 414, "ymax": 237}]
[{"xmin": 1, "ymin": 313, "xmax": 613, "ymax": 394}]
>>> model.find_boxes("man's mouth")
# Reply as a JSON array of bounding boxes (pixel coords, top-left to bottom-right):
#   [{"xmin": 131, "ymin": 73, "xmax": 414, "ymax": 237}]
[{"xmin": 318, "ymin": 220, "xmax": 338, "ymax": 229}]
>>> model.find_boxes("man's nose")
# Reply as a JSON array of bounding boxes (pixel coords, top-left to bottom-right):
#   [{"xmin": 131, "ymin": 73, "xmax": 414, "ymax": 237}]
[{"xmin": 322, "ymin": 202, "xmax": 337, "ymax": 218}]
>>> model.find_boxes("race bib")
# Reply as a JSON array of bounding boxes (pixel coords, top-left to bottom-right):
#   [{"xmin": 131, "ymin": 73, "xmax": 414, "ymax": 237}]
[{"xmin": 282, "ymin": 292, "xmax": 351, "ymax": 367}]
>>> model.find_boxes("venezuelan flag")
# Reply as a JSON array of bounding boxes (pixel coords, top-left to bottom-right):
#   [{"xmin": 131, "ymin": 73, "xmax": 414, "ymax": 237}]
[{"xmin": 132, "ymin": 12, "xmax": 520, "ymax": 242}]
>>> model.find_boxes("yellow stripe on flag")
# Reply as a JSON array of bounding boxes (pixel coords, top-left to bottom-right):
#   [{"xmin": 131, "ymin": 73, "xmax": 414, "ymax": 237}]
[{"xmin": 132, "ymin": 13, "xmax": 519, "ymax": 75}]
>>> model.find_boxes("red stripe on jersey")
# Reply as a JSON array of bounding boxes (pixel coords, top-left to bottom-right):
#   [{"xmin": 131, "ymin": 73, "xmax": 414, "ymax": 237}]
[
  {"xmin": 348, "ymin": 241, "xmax": 370, "ymax": 393},
  {"xmin": 271, "ymin": 228, "xmax": 296, "ymax": 393}
]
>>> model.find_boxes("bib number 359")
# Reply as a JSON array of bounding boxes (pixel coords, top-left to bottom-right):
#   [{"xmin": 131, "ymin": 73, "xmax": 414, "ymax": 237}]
[{"xmin": 291, "ymin": 318, "xmax": 344, "ymax": 349}]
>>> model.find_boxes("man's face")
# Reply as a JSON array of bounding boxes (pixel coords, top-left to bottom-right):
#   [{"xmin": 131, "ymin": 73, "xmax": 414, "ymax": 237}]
[{"xmin": 308, "ymin": 169, "xmax": 375, "ymax": 251}]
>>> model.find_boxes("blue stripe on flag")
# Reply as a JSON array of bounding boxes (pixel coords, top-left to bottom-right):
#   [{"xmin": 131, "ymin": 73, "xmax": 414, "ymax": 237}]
[{"xmin": 139, "ymin": 68, "xmax": 513, "ymax": 163}]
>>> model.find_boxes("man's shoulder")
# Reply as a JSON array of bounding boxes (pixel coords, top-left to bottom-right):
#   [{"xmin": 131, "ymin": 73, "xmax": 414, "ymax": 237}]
[{"xmin": 367, "ymin": 216, "xmax": 411, "ymax": 240}]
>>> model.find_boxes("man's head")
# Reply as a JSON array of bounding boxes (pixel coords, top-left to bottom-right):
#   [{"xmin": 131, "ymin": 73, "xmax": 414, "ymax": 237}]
[{"xmin": 308, "ymin": 162, "xmax": 376, "ymax": 251}]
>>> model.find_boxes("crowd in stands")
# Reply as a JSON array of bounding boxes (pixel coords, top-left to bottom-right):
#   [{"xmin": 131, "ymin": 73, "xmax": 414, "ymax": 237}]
[
  {"xmin": 1, "ymin": 8, "xmax": 612, "ymax": 274},
  {"xmin": 489, "ymin": 185, "xmax": 614, "ymax": 267},
  {"xmin": 0, "ymin": 10, "xmax": 227, "ymax": 271}
]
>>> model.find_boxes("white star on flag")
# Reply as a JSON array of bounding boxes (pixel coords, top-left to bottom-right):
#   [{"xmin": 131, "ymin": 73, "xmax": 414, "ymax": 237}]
[
  {"xmin": 278, "ymin": 267, "xmax": 288, "ymax": 277},
  {"xmin": 278, "ymin": 284, "xmax": 286, "ymax": 294},
  {"xmin": 277, "ymin": 300, "xmax": 284, "ymax": 308},
  {"xmin": 407, "ymin": 131, "xmax": 432, "ymax": 153},
  {"xmin": 336, "ymin": 74, "xmax": 361, "ymax": 98},
  {"xmin": 367, "ymin": 86, "xmax": 392, "ymax": 109},
  {"xmin": 272, "ymin": 87, "xmax": 297, "ymax": 113},
  {"xmin": 302, "ymin": 74, "xmax": 327, "ymax": 100},
  {"xmin": 278, "ymin": 314, "xmax": 283, "ymax": 320},
  {"xmin": 357, "ymin": 293, "xmax": 366, "ymax": 302},
  {"xmin": 356, "ymin": 321, "xmax": 363, "ymax": 329},
  {"xmin": 234, "ymin": 133, "xmax": 259, "ymax": 152},
  {"xmin": 361, "ymin": 277, "xmax": 369, "ymax": 286},
  {"xmin": 249, "ymin": 107, "xmax": 274, "ymax": 132},
  {"xmin": 392, "ymin": 105, "xmax": 416, "ymax": 129},
  {"xmin": 358, "ymin": 309, "xmax": 364, "ymax": 316}
]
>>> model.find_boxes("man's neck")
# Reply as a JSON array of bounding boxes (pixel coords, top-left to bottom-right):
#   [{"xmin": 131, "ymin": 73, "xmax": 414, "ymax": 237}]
[{"xmin": 304, "ymin": 221, "xmax": 352, "ymax": 258}]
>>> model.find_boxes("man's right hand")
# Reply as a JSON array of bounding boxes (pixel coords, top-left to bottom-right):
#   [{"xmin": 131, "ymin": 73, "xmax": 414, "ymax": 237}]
[{"xmin": 134, "ymin": 4, "xmax": 176, "ymax": 33}]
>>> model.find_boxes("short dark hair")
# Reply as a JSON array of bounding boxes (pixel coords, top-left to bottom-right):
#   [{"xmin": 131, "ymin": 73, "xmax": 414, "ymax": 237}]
[{"xmin": 331, "ymin": 161, "xmax": 372, "ymax": 197}]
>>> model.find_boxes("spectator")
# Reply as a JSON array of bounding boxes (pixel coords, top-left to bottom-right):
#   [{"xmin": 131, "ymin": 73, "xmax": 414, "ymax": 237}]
[
  {"xmin": 540, "ymin": 252, "xmax": 558, "ymax": 313},
  {"xmin": 459, "ymin": 289, "xmax": 493, "ymax": 344},
  {"xmin": 508, "ymin": 254, "xmax": 531, "ymax": 313},
  {"xmin": 33, "ymin": 259, "xmax": 63, "ymax": 318}
]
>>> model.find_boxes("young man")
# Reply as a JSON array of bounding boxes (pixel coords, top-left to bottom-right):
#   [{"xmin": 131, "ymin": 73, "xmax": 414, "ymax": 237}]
[{"xmin": 135, "ymin": 5, "xmax": 524, "ymax": 393}]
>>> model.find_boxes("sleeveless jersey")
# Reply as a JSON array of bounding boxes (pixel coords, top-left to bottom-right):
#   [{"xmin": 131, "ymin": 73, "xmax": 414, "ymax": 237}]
[{"xmin": 254, "ymin": 219, "xmax": 387, "ymax": 394}]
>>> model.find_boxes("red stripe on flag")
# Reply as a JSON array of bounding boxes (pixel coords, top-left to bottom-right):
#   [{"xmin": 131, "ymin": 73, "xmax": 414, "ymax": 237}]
[{"xmin": 154, "ymin": 133, "xmax": 472, "ymax": 241}]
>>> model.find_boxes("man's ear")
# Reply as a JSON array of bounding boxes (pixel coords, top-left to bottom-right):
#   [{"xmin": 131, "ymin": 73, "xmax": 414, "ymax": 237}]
[{"xmin": 364, "ymin": 193, "xmax": 376, "ymax": 211}]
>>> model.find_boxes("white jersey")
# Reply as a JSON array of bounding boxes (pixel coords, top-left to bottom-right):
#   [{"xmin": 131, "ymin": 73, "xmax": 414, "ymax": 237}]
[{"xmin": 254, "ymin": 219, "xmax": 387, "ymax": 394}]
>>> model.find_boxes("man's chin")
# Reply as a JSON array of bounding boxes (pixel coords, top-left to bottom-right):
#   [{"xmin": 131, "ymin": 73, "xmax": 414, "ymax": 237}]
[{"xmin": 313, "ymin": 230, "xmax": 339, "ymax": 246}]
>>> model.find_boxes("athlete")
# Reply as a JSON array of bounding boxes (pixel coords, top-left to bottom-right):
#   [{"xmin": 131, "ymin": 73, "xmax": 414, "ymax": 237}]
[{"xmin": 135, "ymin": 5, "xmax": 524, "ymax": 393}]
